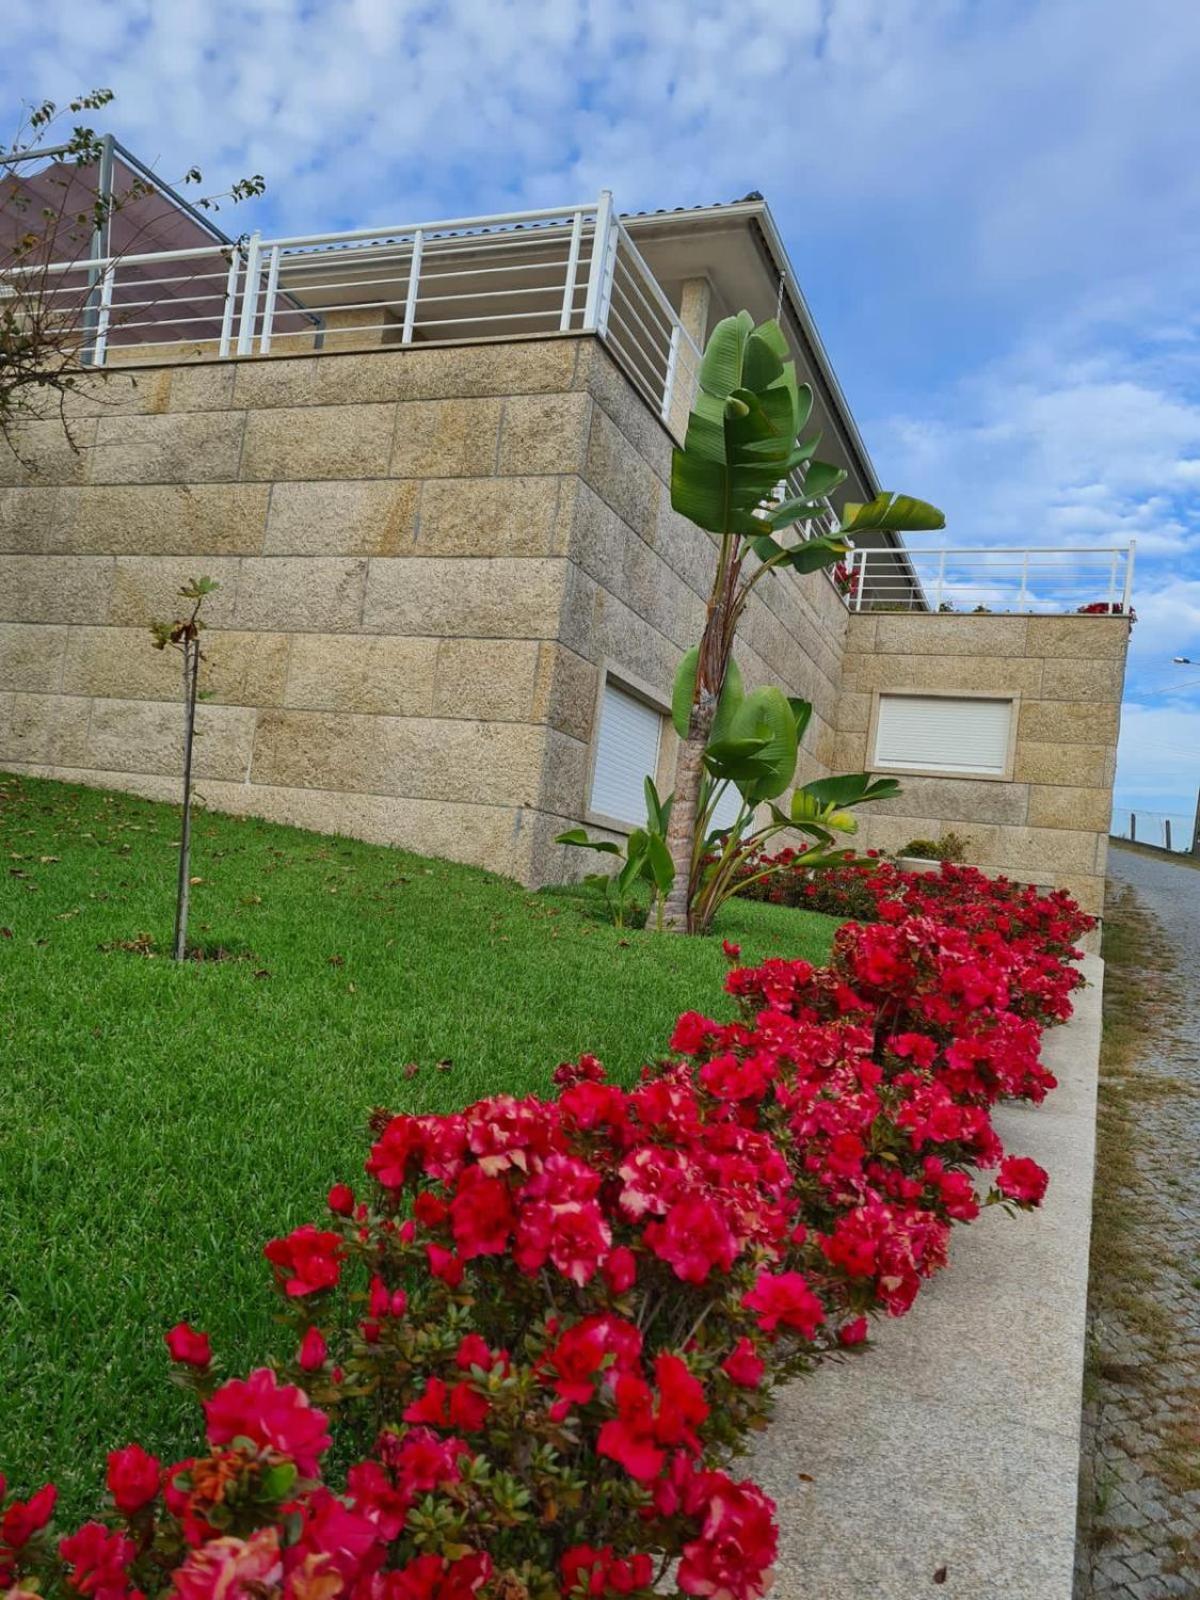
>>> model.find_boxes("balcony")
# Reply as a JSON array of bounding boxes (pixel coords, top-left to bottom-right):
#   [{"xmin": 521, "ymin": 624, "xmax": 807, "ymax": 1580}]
[
  {"xmin": 25, "ymin": 192, "xmax": 705, "ymax": 437},
  {"xmin": 11, "ymin": 185, "xmax": 1136, "ymax": 621},
  {"xmin": 845, "ymin": 541, "xmax": 1136, "ymax": 618}
]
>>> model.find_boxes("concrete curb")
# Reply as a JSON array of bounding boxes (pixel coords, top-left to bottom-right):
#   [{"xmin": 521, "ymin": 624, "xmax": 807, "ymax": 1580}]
[{"xmin": 745, "ymin": 953, "xmax": 1103, "ymax": 1598}]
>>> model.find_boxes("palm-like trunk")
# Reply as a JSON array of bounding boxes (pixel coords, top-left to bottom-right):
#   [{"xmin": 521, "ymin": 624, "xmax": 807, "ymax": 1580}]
[
  {"xmin": 659, "ymin": 708, "xmax": 715, "ymax": 932},
  {"xmin": 659, "ymin": 571, "xmax": 739, "ymax": 933}
]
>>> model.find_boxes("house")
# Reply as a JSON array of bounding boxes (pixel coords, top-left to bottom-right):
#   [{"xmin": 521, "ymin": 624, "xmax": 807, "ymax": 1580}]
[{"xmin": 0, "ymin": 168, "xmax": 1131, "ymax": 918}]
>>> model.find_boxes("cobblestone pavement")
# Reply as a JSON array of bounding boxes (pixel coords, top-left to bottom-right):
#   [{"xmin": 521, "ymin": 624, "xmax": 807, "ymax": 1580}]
[{"xmin": 1075, "ymin": 845, "xmax": 1200, "ymax": 1600}]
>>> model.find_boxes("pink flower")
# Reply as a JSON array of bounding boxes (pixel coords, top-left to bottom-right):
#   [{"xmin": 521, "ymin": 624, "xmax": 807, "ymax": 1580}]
[
  {"xmin": 677, "ymin": 1473, "xmax": 778, "ymax": 1600},
  {"xmin": 203, "ymin": 1368, "xmax": 331, "ymax": 1477},
  {"xmin": 742, "ymin": 1271, "xmax": 825, "ymax": 1339},
  {"xmin": 2, "ymin": 1484, "xmax": 57, "ymax": 1549},
  {"xmin": 721, "ymin": 1338, "xmax": 766, "ymax": 1389},
  {"xmin": 402, "ymin": 1378, "xmax": 490, "ymax": 1434},
  {"xmin": 171, "ymin": 1529, "xmax": 282, "ymax": 1600},
  {"xmin": 426, "ymin": 1244, "xmax": 465, "ymax": 1287},
  {"xmin": 58, "ymin": 1522, "xmax": 137, "ymax": 1600},
  {"xmin": 996, "ymin": 1155, "xmax": 1049, "ymax": 1206},
  {"xmin": 645, "ymin": 1195, "xmax": 737, "ymax": 1285},
  {"xmin": 670, "ymin": 1011, "xmax": 720, "ymax": 1056},
  {"xmin": 597, "ymin": 1375, "xmax": 664, "ymax": 1483},
  {"xmin": 263, "ymin": 1224, "xmax": 344, "ymax": 1297},
  {"xmin": 105, "ymin": 1444, "xmax": 160, "ymax": 1516},
  {"xmin": 449, "ymin": 1169, "xmax": 515, "ymax": 1260},
  {"xmin": 297, "ymin": 1327, "xmax": 328, "ymax": 1372},
  {"xmin": 601, "ymin": 1245, "xmax": 637, "ymax": 1294},
  {"xmin": 561, "ymin": 1544, "xmax": 654, "ymax": 1596},
  {"xmin": 164, "ymin": 1323, "xmax": 211, "ymax": 1369}
]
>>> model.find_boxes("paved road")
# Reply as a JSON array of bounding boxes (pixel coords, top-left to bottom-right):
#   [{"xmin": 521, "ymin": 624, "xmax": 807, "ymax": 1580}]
[{"xmin": 1076, "ymin": 845, "xmax": 1200, "ymax": 1600}]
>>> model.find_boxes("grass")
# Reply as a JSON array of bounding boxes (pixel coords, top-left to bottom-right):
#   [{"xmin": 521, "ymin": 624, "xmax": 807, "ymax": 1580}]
[{"xmin": 0, "ymin": 771, "xmax": 839, "ymax": 1517}]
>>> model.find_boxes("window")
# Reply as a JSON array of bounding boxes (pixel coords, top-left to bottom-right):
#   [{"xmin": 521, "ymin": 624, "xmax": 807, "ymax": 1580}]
[
  {"xmin": 590, "ymin": 679, "xmax": 664, "ymax": 826},
  {"xmin": 872, "ymin": 693, "xmax": 1015, "ymax": 779},
  {"xmin": 707, "ymin": 778, "xmax": 744, "ymax": 834}
]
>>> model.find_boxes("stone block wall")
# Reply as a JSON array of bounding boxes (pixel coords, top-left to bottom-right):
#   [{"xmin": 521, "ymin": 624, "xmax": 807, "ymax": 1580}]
[
  {"xmin": 0, "ymin": 334, "xmax": 849, "ymax": 884},
  {"xmin": 834, "ymin": 613, "xmax": 1129, "ymax": 915}
]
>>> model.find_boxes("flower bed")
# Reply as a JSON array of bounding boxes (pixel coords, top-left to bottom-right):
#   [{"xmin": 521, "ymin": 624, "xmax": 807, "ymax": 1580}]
[{"xmin": 0, "ymin": 866, "xmax": 1094, "ymax": 1600}]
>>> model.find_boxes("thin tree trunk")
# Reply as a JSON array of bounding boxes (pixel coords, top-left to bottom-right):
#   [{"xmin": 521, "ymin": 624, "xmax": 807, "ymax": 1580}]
[
  {"xmin": 658, "ymin": 565, "xmax": 740, "ymax": 933},
  {"xmin": 659, "ymin": 708, "xmax": 715, "ymax": 932},
  {"xmin": 173, "ymin": 637, "xmax": 198, "ymax": 961}
]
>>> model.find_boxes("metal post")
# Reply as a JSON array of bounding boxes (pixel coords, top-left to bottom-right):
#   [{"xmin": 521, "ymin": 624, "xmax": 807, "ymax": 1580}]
[
  {"xmin": 1018, "ymin": 549, "xmax": 1029, "ymax": 611},
  {"xmin": 235, "ymin": 231, "xmax": 262, "ymax": 356},
  {"xmin": 218, "ymin": 250, "xmax": 241, "ymax": 360},
  {"xmin": 1122, "ymin": 539, "xmax": 1136, "ymax": 614},
  {"xmin": 582, "ymin": 191, "xmax": 614, "ymax": 332},
  {"xmin": 258, "ymin": 245, "xmax": 281, "ymax": 353},
  {"xmin": 1130, "ymin": 812, "xmax": 1137, "ymax": 842},
  {"xmin": 92, "ymin": 264, "xmax": 115, "ymax": 367},
  {"xmin": 82, "ymin": 133, "xmax": 115, "ymax": 366},
  {"xmin": 1165, "ymin": 818, "xmax": 1173, "ymax": 851},
  {"xmin": 853, "ymin": 551, "xmax": 865, "ymax": 612},
  {"xmin": 401, "ymin": 230, "xmax": 424, "ymax": 343},
  {"xmin": 560, "ymin": 210, "xmax": 584, "ymax": 332},
  {"xmin": 1107, "ymin": 550, "xmax": 1118, "ymax": 612},
  {"xmin": 935, "ymin": 548, "xmax": 946, "ymax": 611},
  {"xmin": 1191, "ymin": 785, "xmax": 1200, "ymax": 857},
  {"xmin": 661, "ymin": 323, "xmax": 681, "ymax": 423}
]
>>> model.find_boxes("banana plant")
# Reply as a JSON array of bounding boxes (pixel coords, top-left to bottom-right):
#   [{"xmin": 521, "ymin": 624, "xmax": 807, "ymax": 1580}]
[
  {"xmin": 678, "ymin": 661, "xmax": 902, "ymax": 935},
  {"xmin": 658, "ymin": 309, "xmax": 944, "ymax": 933},
  {"xmin": 555, "ymin": 778, "xmax": 675, "ymax": 928}
]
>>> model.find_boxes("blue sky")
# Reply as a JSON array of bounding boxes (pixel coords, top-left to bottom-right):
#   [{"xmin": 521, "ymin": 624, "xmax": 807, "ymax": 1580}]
[{"xmin": 6, "ymin": 0, "xmax": 1200, "ymax": 823}]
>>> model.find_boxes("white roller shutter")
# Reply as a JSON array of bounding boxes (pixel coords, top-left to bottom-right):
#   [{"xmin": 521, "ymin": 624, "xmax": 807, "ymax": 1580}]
[
  {"xmin": 873, "ymin": 694, "xmax": 1013, "ymax": 777},
  {"xmin": 590, "ymin": 680, "xmax": 663, "ymax": 825},
  {"xmin": 707, "ymin": 779, "xmax": 744, "ymax": 834}
]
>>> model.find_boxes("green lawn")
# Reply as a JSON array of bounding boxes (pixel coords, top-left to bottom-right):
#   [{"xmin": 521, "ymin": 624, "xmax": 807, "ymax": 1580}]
[{"xmin": 0, "ymin": 772, "xmax": 838, "ymax": 1517}]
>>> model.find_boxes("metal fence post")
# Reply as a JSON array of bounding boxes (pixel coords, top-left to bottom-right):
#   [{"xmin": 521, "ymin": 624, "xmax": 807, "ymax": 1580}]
[
  {"xmin": 92, "ymin": 264, "xmax": 115, "ymax": 367},
  {"xmin": 235, "ymin": 232, "xmax": 262, "ymax": 356},
  {"xmin": 402, "ymin": 230, "xmax": 424, "ymax": 344},
  {"xmin": 1130, "ymin": 812, "xmax": 1137, "ymax": 842},
  {"xmin": 1123, "ymin": 539, "xmax": 1136, "ymax": 614},
  {"xmin": 218, "ymin": 249, "xmax": 242, "ymax": 360},
  {"xmin": 1165, "ymin": 818, "xmax": 1173, "ymax": 851},
  {"xmin": 582, "ymin": 191, "xmax": 614, "ymax": 332},
  {"xmin": 560, "ymin": 210, "xmax": 584, "ymax": 332},
  {"xmin": 661, "ymin": 323, "xmax": 681, "ymax": 423},
  {"xmin": 258, "ymin": 245, "xmax": 282, "ymax": 353},
  {"xmin": 1191, "ymin": 786, "xmax": 1200, "ymax": 857}
]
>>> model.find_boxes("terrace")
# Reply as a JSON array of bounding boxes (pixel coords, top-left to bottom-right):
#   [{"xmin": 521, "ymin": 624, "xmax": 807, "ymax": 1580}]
[{"xmin": 6, "ymin": 167, "xmax": 1135, "ymax": 620}]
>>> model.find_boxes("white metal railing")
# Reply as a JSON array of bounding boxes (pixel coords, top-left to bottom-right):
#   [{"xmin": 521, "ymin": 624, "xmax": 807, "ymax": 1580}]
[
  {"xmin": 12, "ymin": 190, "xmax": 703, "ymax": 437},
  {"xmin": 842, "ymin": 541, "xmax": 1136, "ymax": 617}
]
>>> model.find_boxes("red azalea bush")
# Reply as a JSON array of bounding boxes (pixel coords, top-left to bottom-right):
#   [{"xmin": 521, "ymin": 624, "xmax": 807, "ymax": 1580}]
[{"xmin": 0, "ymin": 867, "xmax": 1094, "ymax": 1600}]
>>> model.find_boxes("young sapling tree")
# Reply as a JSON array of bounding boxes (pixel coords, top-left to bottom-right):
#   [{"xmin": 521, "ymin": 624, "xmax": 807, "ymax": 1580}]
[{"xmin": 150, "ymin": 577, "xmax": 219, "ymax": 960}]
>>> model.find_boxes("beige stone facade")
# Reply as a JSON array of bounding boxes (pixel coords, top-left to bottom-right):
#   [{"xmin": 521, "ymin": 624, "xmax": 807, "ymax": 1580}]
[
  {"xmin": 0, "ymin": 333, "xmax": 1130, "ymax": 909},
  {"xmin": 834, "ymin": 613, "xmax": 1128, "ymax": 916},
  {"xmin": 0, "ymin": 334, "xmax": 852, "ymax": 884}
]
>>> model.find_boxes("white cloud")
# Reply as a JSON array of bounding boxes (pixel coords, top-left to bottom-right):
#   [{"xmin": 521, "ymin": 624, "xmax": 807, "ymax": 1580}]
[{"xmin": 4, "ymin": 0, "xmax": 1200, "ymax": 808}]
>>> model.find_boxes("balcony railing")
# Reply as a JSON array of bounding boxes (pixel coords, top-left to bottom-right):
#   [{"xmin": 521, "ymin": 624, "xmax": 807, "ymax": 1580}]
[
  {"xmin": 16, "ymin": 190, "xmax": 703, "ymax": 438},
  {"xmin": 843, "ymin": 541, "xmax": 1136, "ymax": 617}
]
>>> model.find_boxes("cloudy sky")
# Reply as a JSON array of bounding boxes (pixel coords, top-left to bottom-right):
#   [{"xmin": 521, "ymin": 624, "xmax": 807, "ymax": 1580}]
[{"xmin": 5, "ymin": 0, "xmax": 1199, "ymax": 830}]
